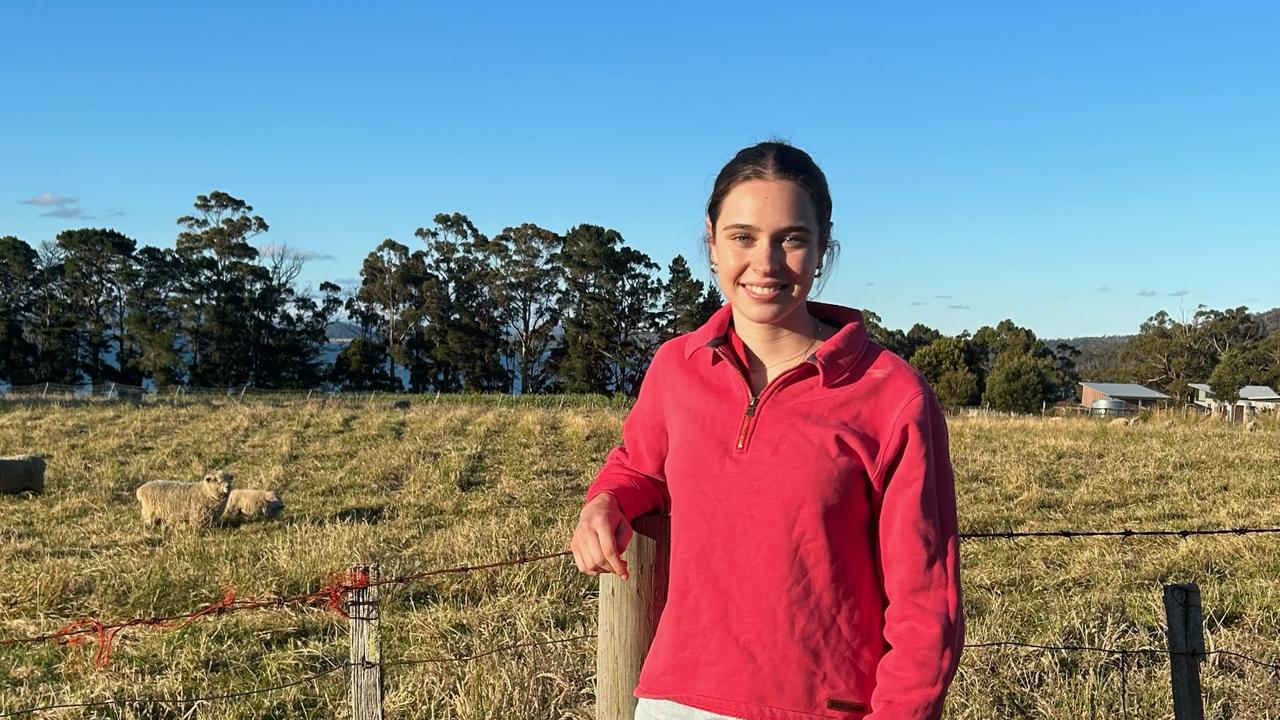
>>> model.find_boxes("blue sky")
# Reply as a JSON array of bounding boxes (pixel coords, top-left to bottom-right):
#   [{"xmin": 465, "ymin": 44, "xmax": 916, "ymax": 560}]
[{"xmin": 2, "ymin": 2, "xmax": 1277, "ymax": 338}]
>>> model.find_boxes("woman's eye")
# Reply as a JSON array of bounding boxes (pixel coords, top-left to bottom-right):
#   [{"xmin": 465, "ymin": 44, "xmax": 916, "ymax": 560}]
[
  {"xmin": 732, "ymin": 234, "xmax": 752, "ymax": 244},
  {"xmin": 783, "ymin": 235, "xmax": 807, "ymax": 245}
]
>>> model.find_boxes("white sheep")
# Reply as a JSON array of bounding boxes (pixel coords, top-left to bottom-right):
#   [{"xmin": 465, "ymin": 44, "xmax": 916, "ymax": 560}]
[
  {"xmin": 0, "ymin": 455, "xmax": 45, "ymax": 494},
  {"xmin": 136, "ymin": 471, "xmax": 233, "ymax": 528},
  {"xmin": 220, "ymin": 488, "xmax": 284, "ymax": 524}
]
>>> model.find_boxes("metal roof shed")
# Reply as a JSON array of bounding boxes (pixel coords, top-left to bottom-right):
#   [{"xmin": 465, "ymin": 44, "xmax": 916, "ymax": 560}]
[{"xmin": 1079, "ymin": 382, "xmax": 1172, "ymax": 411}]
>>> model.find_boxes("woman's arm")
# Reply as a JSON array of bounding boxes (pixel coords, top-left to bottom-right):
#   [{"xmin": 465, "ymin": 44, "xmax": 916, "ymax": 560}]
[
  {"xmin": 867, "ymin": 390, "xmax": 964, "ymax": 720},
  {"xmin": 572, "ymin": 345, "xmax": 674, "ymax": 579}
]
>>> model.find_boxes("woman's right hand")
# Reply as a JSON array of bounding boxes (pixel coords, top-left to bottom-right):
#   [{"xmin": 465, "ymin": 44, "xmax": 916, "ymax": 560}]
[{"xmin": 570, "ymin": 492, "xmax": 633, "ymax": 581}]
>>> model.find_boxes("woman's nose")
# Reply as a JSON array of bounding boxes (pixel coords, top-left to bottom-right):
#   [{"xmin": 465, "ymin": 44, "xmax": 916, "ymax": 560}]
[{"xmin": 749, "ymin": 240, "xmax": 784, "ymax": 273}]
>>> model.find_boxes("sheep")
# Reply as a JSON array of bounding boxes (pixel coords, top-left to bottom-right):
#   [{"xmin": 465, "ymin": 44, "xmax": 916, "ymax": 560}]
[
  {"xmin": 0, "ymin": 455, "xmax": 45, "ymax": 494},
  {"xmin": 1245, "ymin": 420, "xmax": 1259, "ymax": 433},
  {"xmin": 136, "ymin": 471, "xmax": 233, "ymax": 529},
  {"xmin": 220, "ymin": 488, "xmax": 284, "ymax": 524},
  {"xmin": 1108, "ymin": 418, "xmax": 1129, "ymax": 428},
  {"xmin": 393, "ymin": 399, "xmax": 411, "ymax": 410}
]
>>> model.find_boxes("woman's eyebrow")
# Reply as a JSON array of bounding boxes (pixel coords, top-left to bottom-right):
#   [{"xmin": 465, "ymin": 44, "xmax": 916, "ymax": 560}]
[
  {"xmin": 773, "ymin": 225, "xmax": 813, "ymax": 235},
  {"xmin": 721, "ymin": 223, "xmax": 812, "ymax": 234}
]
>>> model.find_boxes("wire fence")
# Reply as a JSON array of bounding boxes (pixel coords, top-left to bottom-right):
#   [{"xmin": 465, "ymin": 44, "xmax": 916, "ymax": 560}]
[
  {"xmin": 0, "ymin": 382, "xmax": 638, "ymax": 410},
  {"xmin": 3, "ymin": 524, "xmax": 1280, "ymax": 717}
]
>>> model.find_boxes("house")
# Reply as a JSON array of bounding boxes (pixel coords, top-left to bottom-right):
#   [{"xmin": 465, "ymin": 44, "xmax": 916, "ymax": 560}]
[
  {"xmin": 1188, "ymin": 383, "xmax": 1280, "ymax": 421},
  {"xmin": 1078, "ymin": 382, "xmax": 1173, "ymax": 415}
]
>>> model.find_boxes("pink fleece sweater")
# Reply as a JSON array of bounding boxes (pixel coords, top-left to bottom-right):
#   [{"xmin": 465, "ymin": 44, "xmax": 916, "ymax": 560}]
[{"xmin": 585, "ymin": 302, "xmax": 963, "ymax": 720}]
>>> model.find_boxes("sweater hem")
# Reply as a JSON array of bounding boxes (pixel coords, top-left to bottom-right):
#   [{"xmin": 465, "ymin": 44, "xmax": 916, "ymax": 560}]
[{"xmin": 635, "ymin": 685, "xmax": 863, "ymax": 720}]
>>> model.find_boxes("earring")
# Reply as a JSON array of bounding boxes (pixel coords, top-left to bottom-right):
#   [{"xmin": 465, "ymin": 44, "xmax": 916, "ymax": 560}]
[
  {"xmin": 815, "ymin": 266, "xmax": 823, "ymax": 279},
  {"xmin": 710, "ymin": 261, "xmax": 718, "ymax": 273}
]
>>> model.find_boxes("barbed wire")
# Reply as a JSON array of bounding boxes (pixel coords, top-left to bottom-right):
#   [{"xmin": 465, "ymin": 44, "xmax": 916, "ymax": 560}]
[
  {"xmin": 8, "ymin": 522, "xmax": 1280, "ymax": 662},
  {"xmin": 0, "ymin": 662, "xmax": 347, "ymax": 718},
  {"xmin": 967, "ymin": 640, "xmax": 1280, "ymax": 672},
  {"xmin": 0, "ymin": 382, "xmax": 637, "ymax": 409},
  {"xmin": 0, "ymin": 552, "xmax": 573, "ymax": 667},
  {"xmin": 960, "ymin": 526, "xmax": 1280, "ymax": 541},
  {"xmin": 0, "ymin": 633, "xmax": 597, "ymax": 717},
  {"xmin": 4, "ymin": 633, "xmax": 1277, "ymax": 717}
]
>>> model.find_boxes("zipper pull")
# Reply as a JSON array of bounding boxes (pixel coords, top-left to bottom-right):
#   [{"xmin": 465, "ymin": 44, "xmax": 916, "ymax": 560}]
[{"xmin": 737, "ymin": 396, "xmax": 759, "ymax": 449}]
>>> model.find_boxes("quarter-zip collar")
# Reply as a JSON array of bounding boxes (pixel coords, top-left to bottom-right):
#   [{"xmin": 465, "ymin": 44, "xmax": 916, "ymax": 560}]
[{"xmin": 683, "ymin": 301, "xmax": 871, "ymax": 387}]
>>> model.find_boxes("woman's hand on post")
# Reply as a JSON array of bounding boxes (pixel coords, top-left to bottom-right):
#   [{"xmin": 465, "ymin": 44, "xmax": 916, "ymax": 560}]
[{"xmin": 570, "ymin": 492, "xmax": 633, "ymax": 581}]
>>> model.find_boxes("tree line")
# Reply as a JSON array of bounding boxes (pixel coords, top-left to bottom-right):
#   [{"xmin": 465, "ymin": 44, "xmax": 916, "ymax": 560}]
[
  {"xmin": 0, "ymin": 191, "xmax": 720, "ymax": 395},
  {"xmin": 3, "ymin": 190, "xmax": 1276, "ymax": 412}
]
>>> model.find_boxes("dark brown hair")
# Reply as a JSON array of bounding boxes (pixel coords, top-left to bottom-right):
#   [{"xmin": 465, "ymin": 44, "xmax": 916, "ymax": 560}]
[{"xmin": 706, "ymin": 141, "xmax": 840, "ymax": 283}]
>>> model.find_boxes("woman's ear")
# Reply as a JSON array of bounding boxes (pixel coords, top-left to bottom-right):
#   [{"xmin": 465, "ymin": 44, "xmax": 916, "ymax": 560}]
[{"xmin": 704, "ymin": 216, "xmax": 715, "ymax": 246}]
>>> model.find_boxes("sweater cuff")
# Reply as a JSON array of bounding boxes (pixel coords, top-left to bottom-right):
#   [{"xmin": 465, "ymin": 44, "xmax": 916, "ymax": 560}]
[{"xmin": 585, "ymin": 482, "xmax": 656, "ymax": 521}]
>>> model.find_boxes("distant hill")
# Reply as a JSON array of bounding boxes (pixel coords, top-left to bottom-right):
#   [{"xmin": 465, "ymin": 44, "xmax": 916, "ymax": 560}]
[
  {"xmin": 326, "ymin": 321, "xmax": 362, "ymax": 343},
  {"xmin": 1257, "ymin": 307, "xmax": 1280, "ymax": 335},
  {"xmin": 1045, "ymin": 334, "xmax": 1132, "ymax": 380}
]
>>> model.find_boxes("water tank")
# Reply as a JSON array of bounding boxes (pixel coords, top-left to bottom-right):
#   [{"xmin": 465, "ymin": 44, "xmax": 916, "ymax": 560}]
[{"xmin": 1090, "ymin": 398, "xmax": 1127, "ymax": 416}]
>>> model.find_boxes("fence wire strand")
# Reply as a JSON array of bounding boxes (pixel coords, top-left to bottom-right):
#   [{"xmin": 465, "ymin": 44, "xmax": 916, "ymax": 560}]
[
  {"xmin": 0, "ymin": 634, "xmax": 598, "ymax": 717},
  {"xmin": 6, "ymin": 524, "xmax": 1280, "ymax": 657},
  {"xmin": 0, "ymin": 662, "xmax": 347, "ymax": 718}
]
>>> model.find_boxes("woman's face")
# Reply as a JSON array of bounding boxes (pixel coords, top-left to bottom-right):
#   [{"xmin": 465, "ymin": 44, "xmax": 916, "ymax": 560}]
[{"xmin": 707, "ymin": 179, "xmax": 825, "ymax": 328}]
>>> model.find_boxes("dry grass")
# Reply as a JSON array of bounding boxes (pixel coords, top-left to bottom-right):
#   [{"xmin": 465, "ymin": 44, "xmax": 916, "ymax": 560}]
[{"xmin": 1, "ymin": 401, "xmax": 1278, "ymax": 719}]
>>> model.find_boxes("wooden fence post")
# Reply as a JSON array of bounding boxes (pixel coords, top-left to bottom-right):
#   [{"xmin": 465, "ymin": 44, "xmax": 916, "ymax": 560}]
[
  {"xmin": 1163, "ymin": 583, "xmax": 1205, "ymax": 720},
  {"xmin": 597, "ymin": 514, "xmax": 670, "ymax": 720},
  {"xmin": 349, "ymin": 563, "xmax": 384, "ymax": 720}
]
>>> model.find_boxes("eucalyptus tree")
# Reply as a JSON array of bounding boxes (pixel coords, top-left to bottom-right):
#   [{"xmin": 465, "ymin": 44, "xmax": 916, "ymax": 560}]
[
  {"xmin": 28, "ymin": 242, "xmax": 79, "ymax": 383},
  {"xmin": 124, "ymin": 246, "xmax": 185, "ymax": 386},
  {"xmin": 175, "ymin": 191, "xmax": 270, "ymax": 385},
  {"xmin": 0, "ymin": 236, "xmax": 39, "ymax": 383},
  {"xmin": 551, "ymin": 224, "xmax": 661, "ymax": 395},
  {"xmin": 54, "ymin": 228, "xmax": 138, "ymax": 384},
  {"xmin": 248, "ymin": 246, "xmax": 340, "ymax": 388},
  {"xmin": 414, "ymin": 213, "xmax": 508, "ymax": 392},
  {"xmin": 1119, "ymin": 310, "xmax": 1212, "ymax": 398},
  {"xmin": 489, "ymin": 223, "xmax": 563, "ymax": 394},
  {"xmin": 350, "ymin": 238, "xmax": 425, "ymax": 390}
]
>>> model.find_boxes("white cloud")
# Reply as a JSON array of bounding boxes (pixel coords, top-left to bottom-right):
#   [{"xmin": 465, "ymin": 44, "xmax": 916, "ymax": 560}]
[
  {"xmin": 40, "ymin": 207, "xmax": 90, "ymax": 219},
  {"xmin": 22, "ymin": 192, "xmax": 78, "ymax": 207},
  {"xmin": 257, "ymin": 243, "xmax": 336, "ymax": 262}
]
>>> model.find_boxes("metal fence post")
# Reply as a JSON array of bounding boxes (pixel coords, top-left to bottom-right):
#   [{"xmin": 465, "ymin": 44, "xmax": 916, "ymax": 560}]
[
  {"xmin": 1164, "ymin": 583, "xmax": 1205, "ymax": 720},
  {"xmin": 349, "ymin": 564, "xmax": 384, "ymax": 720}
]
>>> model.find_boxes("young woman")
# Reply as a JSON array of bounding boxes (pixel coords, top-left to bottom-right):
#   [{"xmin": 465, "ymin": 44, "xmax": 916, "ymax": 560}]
[{"xmin": 570, "ymin": 142, "xmax": 963, "ymax": 720}]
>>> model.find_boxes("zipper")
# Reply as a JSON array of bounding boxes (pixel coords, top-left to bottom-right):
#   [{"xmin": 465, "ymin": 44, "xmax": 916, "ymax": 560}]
[
  {"xmin": 715, "ymin": 345, "xmax": 812, "ymax": 451},
  {"xmin": 736, "ymin": 396, "xmax": 759, "ymax": 449}
]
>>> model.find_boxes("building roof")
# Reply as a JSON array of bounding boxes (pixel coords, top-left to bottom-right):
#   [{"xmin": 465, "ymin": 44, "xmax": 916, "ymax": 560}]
[
  {"xmin": 1241, "ymin": 385, "xmax": 1280, "ymax": 401},
  {"xmin": 1079, "ymin": 382, "xmax": 1173, "ymax": 400},
  {"xmin": 1187, "ymin": 383, "xmax": 1280, "ymax": 401}
]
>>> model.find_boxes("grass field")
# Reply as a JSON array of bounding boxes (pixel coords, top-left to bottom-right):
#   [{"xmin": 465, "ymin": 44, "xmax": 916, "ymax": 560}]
[{"xmin": 1, "ymin": 399, "xmax": 1278, "ymax": 719}]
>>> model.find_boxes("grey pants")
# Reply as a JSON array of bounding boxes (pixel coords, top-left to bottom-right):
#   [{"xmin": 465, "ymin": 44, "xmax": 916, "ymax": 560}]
[{"xmin": 634, "ymin": 698, "xmax": 746, "ymax": 720}]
